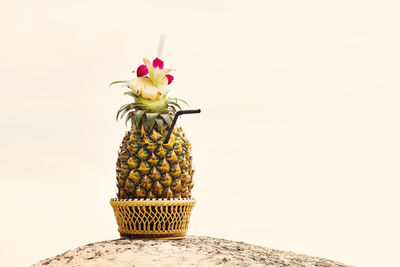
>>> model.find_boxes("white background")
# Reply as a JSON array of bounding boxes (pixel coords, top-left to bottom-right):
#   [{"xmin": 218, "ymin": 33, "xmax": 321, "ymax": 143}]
[{"xmin": 1, "ymin": 1, "xmax": 400, "ymax": 266}]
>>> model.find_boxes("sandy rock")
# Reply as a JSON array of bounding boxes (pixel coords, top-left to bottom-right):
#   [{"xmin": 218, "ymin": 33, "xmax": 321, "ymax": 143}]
[{"xmin": 31, "ymin": 236, "xmax": 351, "ymax": 267}]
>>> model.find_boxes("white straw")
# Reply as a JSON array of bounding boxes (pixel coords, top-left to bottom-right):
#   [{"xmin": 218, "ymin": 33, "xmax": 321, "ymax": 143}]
[{"xmin": 157, "ymin": 34, "xmax": 166, "ymax": 58}]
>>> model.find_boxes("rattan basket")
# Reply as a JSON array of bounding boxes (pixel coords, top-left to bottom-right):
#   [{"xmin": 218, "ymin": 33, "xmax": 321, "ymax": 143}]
[{"xmin": 110, "ymin": 198, "xmax": 196, "ymax": 239}]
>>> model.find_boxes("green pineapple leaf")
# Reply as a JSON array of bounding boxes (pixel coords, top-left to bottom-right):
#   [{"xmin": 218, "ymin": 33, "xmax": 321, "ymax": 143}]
[
  {"xmin": 175, "ymin": 98, "xmax": 190, "ymax": 107},
  {"xmin": 116, "ymin": 103, "xmax": 133, "ymax": 121},
  {"xmin": 110, "ymin": 80, "xmax": 129, "ymax": 87},
  {"xmin": 169, "ymin": 105, "xmax": 177, "ymax": 113},
  {"xmin": 142, "ymin": 114, "xmax": 150, "ymax": 130},
  {"xmin": 119, "ymin": 105, "xmax": 134, "ymax": 120},
  {"xmin": 146, "ymin": 113, "xmax": 159, "ymax": 130},
  {"xmin": 124, "ymin": 91, "xmax": 136, "ymax": 98},
  {"xmin": 155, "ymin": 117, "xmax": 164, "ymax": 129},
  {"xmin": 134, "ymin": 110, "xmax": 145, "ymax": 127},
  {"xmin": 125, "ymin": 111, "xmax": 135, "ymax": 126},
  {"xmin": 169, "ymin": 101, "xmax": 182, "ymax": 110},
  {"xmin": 160, "ymin": 114, "xmax": 172, "ymax": 127}
]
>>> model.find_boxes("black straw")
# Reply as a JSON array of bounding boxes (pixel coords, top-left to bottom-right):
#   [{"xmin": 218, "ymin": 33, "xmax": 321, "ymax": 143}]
[{"xmin": 163, "ymin": 109, "xmax": 201, "ymax": 144}]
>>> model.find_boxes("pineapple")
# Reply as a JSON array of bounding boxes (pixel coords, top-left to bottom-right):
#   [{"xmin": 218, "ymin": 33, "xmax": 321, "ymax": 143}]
[{"xmin": 112, "ymin": 57, "xmax": 194, "ymax": 199}]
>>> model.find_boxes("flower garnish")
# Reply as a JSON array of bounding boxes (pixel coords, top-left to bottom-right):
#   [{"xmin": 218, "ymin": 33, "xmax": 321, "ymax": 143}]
[
  {"xmin": 111, "ymin": 55, "xmax": 189, "ymax": 123},
  {"xmin": 136, "ymin": 64, "xmax": 148, "ymax": 77},
  {"xmin": 111, "ymin": 57, "xmax": 174, "ymax": 101},
  {"xmin": 166, "ymin": 74, "xmax": 174, "ymax": 85},
  {"xmin": 152, "ymin": 57, "xmax": 164, "ymax": 69}
]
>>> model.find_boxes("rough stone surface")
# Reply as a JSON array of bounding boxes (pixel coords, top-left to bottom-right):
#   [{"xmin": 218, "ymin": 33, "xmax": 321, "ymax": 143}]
[{"xmin": 31, "ymin": 236, "xmax": 352, "ymax": 267}]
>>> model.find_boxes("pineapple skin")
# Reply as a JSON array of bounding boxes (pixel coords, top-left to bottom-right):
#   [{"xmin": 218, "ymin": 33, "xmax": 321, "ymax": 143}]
[{"xmin": 116, "ymin": 125, "xmax": 194, "ymax": 199}]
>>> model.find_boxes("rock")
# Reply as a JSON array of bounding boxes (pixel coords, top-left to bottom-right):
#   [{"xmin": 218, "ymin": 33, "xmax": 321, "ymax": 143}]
[{"xmin": 31, "ymin": 236, "xmax": 351, "ymax": 267}]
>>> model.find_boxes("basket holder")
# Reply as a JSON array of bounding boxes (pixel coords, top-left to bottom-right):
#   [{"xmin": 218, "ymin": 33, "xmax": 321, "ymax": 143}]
[{"xmin": 110, "ymin": 198, "xmax": 196, "ymax": 239}]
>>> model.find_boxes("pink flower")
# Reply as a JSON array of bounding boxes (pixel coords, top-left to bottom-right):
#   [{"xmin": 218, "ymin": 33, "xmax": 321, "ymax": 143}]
[
  {"xmin": 152, "ymin": 57, "xmax": 164, "ymax": 69},
  {"xmin": 166, "ymin": 74, "xmax": 174, "ymax": 85},
  {"xmin": 136, "ymin": 65, "xmax": 148, "ymax": 77}
]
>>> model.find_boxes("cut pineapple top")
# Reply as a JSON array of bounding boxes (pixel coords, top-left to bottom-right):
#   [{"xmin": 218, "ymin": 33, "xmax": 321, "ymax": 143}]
[{"xmin": 111, "ymin": 57, "xmax": 187, "ymax": 132}]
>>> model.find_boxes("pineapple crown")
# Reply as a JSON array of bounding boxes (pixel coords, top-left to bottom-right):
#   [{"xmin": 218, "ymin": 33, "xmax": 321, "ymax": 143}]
[{"xmin": 110, "ymin": 57, "xmax": 188, "ymax": 131}]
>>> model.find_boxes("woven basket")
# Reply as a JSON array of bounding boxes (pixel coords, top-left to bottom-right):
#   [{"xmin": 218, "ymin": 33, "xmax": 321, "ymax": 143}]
[{"xmin": 110, "ymin": 198, "xmax": 196, "ymax": 239}]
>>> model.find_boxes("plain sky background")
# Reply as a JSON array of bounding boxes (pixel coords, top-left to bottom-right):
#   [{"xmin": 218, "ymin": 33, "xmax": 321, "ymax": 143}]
[{"xmin": 1, "ymin": 0, "xmax": 400, "ymax": 266}]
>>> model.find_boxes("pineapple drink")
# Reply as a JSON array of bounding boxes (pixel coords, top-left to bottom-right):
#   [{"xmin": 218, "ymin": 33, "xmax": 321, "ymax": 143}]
[{"xmin": 111, "ymin": 57, "xmax": 194, "ymax": 199}]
